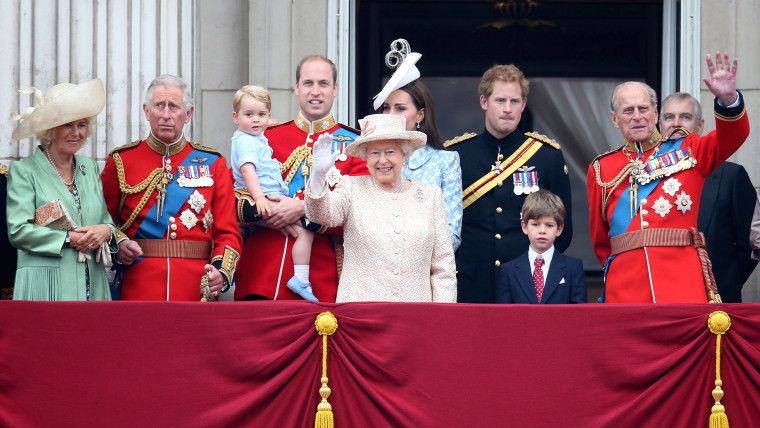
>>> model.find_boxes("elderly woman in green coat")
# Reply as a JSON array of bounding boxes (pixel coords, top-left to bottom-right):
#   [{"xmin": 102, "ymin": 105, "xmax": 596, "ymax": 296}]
[{"xmin": 8, "ymin": 79, "xmax": 117, "ymax": 301}]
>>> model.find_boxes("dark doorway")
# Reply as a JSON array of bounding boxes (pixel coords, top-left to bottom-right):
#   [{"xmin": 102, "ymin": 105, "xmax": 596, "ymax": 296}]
[
  {"xmin": 356, "ymin": 0, "xmax": 665, "ymax": 299},
  {"xmin": 356, "ymin": 0, "xmax": 663, "ymax": 137}
]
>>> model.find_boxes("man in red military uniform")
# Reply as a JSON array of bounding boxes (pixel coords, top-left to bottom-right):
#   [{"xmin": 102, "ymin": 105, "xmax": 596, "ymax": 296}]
[
  {"xmin": 234, "ymin": 55, "xmax": 368, "ymax": 301},
  {"xmin": 102, "ymin": 74, "xmax": 242, "ymax": 301},
  {"xmin": 587, "ymin": 52, "xmax": 749, "ymax": 303}
]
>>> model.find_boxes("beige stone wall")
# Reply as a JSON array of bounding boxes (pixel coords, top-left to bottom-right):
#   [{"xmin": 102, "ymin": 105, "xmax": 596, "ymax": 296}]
[
  {"xmin": 701, "ymin": 0, "xmax": 760, "ymax": 302},
  {"xmin": 701, "ymin": 0, "xmax": 760, "ymax": 184},
  {"xmin": 248, "ymin": 0, "xmax": 329, "ymax": 124}
]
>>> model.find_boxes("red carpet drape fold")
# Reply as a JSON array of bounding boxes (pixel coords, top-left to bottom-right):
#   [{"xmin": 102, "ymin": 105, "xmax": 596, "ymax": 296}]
[{"xmin": 1, "ymin": 302, "xmax": 759, "ymax": 427}]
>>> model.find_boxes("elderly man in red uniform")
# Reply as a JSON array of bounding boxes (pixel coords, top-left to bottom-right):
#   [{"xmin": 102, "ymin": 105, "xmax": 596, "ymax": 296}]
[
  {"xmin": 102, "ymin": 74, "xmax": 242, "ymax": 301},
  {"xmin": 587, "ymin": 52, "xmax": 750, "ymax": 303},
  {"xmin": 234, "ymin": 55, "xmax": 368, "ymax": 301}
]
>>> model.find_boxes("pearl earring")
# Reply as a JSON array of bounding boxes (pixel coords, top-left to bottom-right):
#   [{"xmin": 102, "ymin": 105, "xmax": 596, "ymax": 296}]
[{"xmin": 416, "ymin": 122, "xmax": 420, "ymax": 130}]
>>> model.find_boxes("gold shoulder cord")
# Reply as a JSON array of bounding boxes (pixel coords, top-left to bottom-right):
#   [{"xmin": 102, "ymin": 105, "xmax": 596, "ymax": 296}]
[
  {"xmin": 280, "ymin": 145, "xmax": 312, "ymax": 186},
  {"xmin": 113, "ymin": 152, "xmax": 164, "ymax": 232},
  {"xmin": 593, "ymin": 159, "xmax": 634, "ymax": 223}
]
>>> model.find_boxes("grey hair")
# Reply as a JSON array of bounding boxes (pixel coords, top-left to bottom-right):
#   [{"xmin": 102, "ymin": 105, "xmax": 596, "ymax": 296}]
[
  {"xmin": 355, "ymin": 139, "xmax": 414, "ymax": 160},
  {"xmin": 144, "ymin": 74, "xmax": 193, "ymax": 111},
  {"xmin": 610, "ymin": 81, "xmax": 658, "ymax": 112},
  {"xmin": 661, "ymin": 92, "xmax": 703, "ymax": 122}
]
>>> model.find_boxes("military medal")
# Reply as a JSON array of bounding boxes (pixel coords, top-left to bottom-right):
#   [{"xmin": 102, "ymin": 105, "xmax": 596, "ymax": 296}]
[
  {"xmin": 337, "ymin": 141, "xmax": 347, "ymax": 162},
  {"xmin": 178, "ymin": 165, "xmax": 214, "ymax": 188},
  {"xmin": 491, "ymin": 146, "xmax": 505, "ymax": 175},
  {"xmin": 522, "ymin": 175, "xmax": 531, "ymax": 195},
  {"xmin": 512, "ymin": 172, "xmax": 524, "ymax": 195},
  {"xmin": 529, "ymin": 171, "xmax": 539, "ymax": 193}
]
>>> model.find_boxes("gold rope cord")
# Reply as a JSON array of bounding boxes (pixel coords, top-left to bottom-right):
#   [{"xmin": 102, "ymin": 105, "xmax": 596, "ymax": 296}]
[
  {"xmin": 707, "ymin": 311, "xmax": 731, "ymax": 428},
  {"xmin": 281, "ymin": 146, "xmax": 312, "ymax": 186},
  {"xmin": 593, "ymin": 159, "xmax": 634, "ymax": 222},
  {"xmin": 314, "ymin": 312, "xmax": 338, "ymax": 428},
  {"xmin": 113, "ymin": 152, "xmax": 164, "ymax": 232}
]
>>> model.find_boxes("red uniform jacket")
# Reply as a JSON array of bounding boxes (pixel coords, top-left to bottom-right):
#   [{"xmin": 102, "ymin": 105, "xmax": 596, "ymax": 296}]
[
  {"xmin": 102, "ymin": 135, "xmax": 242, "ymax": 301},
  {"xmin": 587, "ymin": 95, "xmax": 749, "ymax": 303},
  {"xmin": 234, "ymin": 113, "xmax": 369, "ymax": 301}
]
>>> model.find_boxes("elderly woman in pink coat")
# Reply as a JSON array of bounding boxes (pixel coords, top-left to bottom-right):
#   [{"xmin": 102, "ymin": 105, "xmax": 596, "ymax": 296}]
[{"xmin": 304, "ymin": 114, "xmax": 456, "ymax": 303}]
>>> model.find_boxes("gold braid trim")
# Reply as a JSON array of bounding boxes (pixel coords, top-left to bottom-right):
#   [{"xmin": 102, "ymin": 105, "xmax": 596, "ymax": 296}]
[
  {"xmin": 0, "ymin": 164, "xmax": 8, "ymax": 177},
  {"xmin": 443, "ymin": 132, "xmax": 477, "ymax": 148},
  {"xmin": 112, "ymin": 152, "xmax": 164, "ymax": 232},
  {"xmin": 211, "ymin": 245, "xmax": 240, "ymax": 285},
  {"xmin": 525, "ymin": 131, "xmax": 560, "ymax": 149},
  {"xmin": 591, "ymin": 146, "xmax": 629, "ymax": 223},
  {"xmin": 715, "ymin": 106, "xmax": 746, "ymax": 122},
  {"xmin": 281, "ymin": 145, "xmax": 312, "ymax": 186}
]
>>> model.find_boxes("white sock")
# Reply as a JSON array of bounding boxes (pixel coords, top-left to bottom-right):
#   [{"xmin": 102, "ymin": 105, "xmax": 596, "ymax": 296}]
[{"xmin": 294, "ymin": 265, "xmax": 310, "ymax": 283}]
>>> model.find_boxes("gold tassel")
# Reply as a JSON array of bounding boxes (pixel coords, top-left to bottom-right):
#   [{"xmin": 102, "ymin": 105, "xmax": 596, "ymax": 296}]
[
  {"xmin": 708, "ymin": 311, "xmax": 731, "ymax": 428},
  {"xmin": 314, "ymin": 312, "xmax": 338, "ymax": 428}
]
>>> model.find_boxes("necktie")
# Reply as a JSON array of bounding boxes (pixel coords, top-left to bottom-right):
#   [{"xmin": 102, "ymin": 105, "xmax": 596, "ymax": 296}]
[{"xmin": 534, "ymin": 256, "xmax": 545, "ymax": 303}]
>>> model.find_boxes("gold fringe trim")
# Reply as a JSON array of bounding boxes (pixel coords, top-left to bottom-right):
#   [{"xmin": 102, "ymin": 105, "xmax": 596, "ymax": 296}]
[
  {"xmin": 708, "ymin": 311, "xmax": 731, "ymax": 428},
  {"xmin": 314, "ymin": 312, "xmax": 338, "ymax": 428},
  {"xmin": 281, "ymin": 145, "xmax": 312, "ymax": 187}
]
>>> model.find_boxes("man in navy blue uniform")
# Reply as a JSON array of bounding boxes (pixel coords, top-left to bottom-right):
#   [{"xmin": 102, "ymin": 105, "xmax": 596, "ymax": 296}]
[{"xmin": 446, "ymin": 64, "xmax": 573, "ymax": 303}]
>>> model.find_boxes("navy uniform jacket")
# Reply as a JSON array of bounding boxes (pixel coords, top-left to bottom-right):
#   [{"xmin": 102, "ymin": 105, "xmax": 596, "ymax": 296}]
[
  {"xmin": 698, "ymin": 161, "xmax": 758, "ymax": 302},
  {"xmin": 448, "ymin": 129, "xmax": 573, "ymax": 303}
]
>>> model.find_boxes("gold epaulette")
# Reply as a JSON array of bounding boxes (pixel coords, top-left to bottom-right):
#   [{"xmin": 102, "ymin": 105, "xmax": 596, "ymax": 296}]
[
  {"xmin": 0, "ymin": 164, "xmax": 8, "ymax": 177},
  {"xmin": 443, "ymin": 132, "xmax": 477, "ymax": 148},
  {"xmin": 189, "ymin": 141, "xmax": 223, "ymax": 157},
  {"xmin": 525, "ymin": 131, "xmax": 560, "ymax": 149},
  {"xmin": 108, "ymin": 140, "xmax": 142, "ymax": 157},
  {"xmin": 591, "ymin": 145, "xmax": 625, "ymax": 164}
]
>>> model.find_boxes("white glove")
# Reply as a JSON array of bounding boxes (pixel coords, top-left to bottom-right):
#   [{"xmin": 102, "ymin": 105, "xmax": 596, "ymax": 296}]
[
  {"xmin": 95, "ymin": 242, "xmax": 112, "ymax": 266},
  {"xmin": 78, "ymin": 251, "xmax": 91, "ymax": 263},
  {"xmin": 309, "ymin": 133, "xmax": 340, "ymax": 195}
]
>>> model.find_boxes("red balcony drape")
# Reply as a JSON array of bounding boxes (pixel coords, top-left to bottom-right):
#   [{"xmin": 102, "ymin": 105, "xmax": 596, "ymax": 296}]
[{"xmin": 1, "ymin": 301, "xmax": 759, "ymax": 427}]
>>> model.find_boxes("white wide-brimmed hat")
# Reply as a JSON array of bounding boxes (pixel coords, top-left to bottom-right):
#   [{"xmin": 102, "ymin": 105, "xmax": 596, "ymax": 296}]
[
  {"xmin": 346, "ymin": 114, "xmax": 426, "ymax": 160},
  {"xmin": 11, "ymin": 78, "xmax": 105, "ymax": 140},
  {"xmin": 372, "ymin": 39, "xmax": 421, "ymax": 111}
]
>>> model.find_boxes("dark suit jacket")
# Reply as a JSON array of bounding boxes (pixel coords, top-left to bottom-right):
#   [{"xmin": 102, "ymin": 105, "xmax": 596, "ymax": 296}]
[
  {"xmin": 497, "ymin": 250, "xmax": 587, "ymax": 304},
  {"xmin": 698, "ymin": 161, "xmax": 758, "ymax": 303},
  {"xmin": 449, "ymin": 129, "xmax": 573, "ymax": 303}
]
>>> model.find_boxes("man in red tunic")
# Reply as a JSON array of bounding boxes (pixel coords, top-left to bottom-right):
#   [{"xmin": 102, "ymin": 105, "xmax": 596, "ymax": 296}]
[
  {"xmin": 587, "ymin": 52, "xmax": 750, "ymax": 303},
  {"xmin": 234, "ymin": 55, "xmax": 368, "ymax": 301},
  {"xmin": 102, "ymin": 75, "xmax": 242, "ymax": 301}
]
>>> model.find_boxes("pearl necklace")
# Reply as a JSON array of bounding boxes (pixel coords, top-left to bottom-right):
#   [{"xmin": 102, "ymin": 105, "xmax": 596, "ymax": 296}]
[
  {"xmin": 373, "ymin": 177, "xmax": 406, "ymax": 194},
  {"xmin": 44, "ymin": 149, "xmax": 75, "ymax": 187}
]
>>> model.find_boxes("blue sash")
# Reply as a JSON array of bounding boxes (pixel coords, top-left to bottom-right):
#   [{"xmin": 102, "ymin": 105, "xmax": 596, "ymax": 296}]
[
  {"xmin": 608, "ymin": 138, "xmax": 683, "ymax": 237},
  {"xmin": 600, "ymin": 137, "xmax": 684, "ymax": 302},
  {"xmin": 286, "ymin": 127, "xmax": 359, "ymax": 197},
  {"xmin": 134, "ymin": 148, "xmax": 219, "ymax": 239}
]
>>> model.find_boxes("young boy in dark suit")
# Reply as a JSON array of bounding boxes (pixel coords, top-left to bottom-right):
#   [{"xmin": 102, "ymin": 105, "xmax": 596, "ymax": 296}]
[{"xmin": 497, "ymin": 190, "xmax": 587, "ymax": 304}]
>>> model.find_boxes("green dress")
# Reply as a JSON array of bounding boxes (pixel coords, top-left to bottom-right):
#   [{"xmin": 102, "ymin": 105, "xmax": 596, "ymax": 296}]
[{"xmin": 7, "ymin": 147, "xmax": 117, "ymax": 301}]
